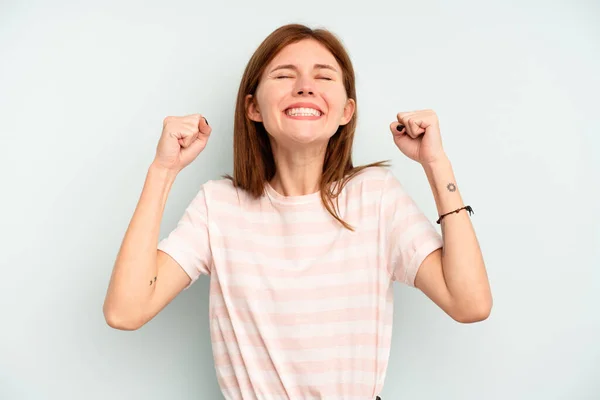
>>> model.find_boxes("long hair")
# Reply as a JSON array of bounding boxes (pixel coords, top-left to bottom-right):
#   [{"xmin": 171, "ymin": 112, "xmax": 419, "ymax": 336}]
[{"xmin": 227, "ymin": 23, "xmax": 389, "ymax": 230}]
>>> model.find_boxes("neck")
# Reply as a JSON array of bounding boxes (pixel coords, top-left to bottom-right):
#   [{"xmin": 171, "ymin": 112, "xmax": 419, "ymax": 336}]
[{"xmin": 269, "ymin": 141, "xmax": 326, "ymax": 196}]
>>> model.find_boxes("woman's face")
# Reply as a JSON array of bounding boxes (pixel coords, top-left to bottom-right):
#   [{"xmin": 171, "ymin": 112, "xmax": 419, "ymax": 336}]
[{"xmin": 246, "ymin": 39, "xmax": 355, "ymax": 149}]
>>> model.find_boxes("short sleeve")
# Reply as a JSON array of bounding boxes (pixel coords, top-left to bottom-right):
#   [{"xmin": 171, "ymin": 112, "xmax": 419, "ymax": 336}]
[
  {"xmin": 157, "ymin": 185, "xmax": 212, "ymax": 290},
  {"xmin": 382, "ymin": 171, "xmax": 443, "ymax": 287}
]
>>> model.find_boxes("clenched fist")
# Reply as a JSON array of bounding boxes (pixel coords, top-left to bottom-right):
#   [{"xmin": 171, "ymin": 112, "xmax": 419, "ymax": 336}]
[{"xmin": 153, "ymin": 114, "xmax": 212, "ymax": 172}]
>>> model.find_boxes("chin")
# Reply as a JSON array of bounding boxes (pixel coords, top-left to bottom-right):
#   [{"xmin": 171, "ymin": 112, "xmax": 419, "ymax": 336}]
[
  {"xmin": 284, "ymin": 130, "xmax": 333, "ymax": 146},
  {"xmin": 266, "ymin": 120, "xmax": 336, "ymax": 149}
]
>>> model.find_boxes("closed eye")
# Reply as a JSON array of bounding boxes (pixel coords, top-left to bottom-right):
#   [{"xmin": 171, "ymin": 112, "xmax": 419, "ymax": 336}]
[{"xmin": 275, "ymin": 76, "xmax": 333, "ymax": 80}]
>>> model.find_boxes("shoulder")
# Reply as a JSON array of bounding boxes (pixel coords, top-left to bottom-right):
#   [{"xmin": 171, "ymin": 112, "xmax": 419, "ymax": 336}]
[
  {"xmin": 203, "ymin": 177, "xmax": 236, "ymax": 193},
  {"xmin": 200, "ymin": 177, "xmax": 262, "ymax": 209},
  {"xmin": 330, "ymin": 166, "xmax": 395, "ymax": 208},
  {"xmin": 202, "ymin": 177, "xmax": 246, "ymax": 198},
  {"xmin": 340, "ymin": 166, "xmax": 412, "ymax": 208},
  {"xmin": 344, "ymin": 165, "xmax": 395, "ymax": 192}
]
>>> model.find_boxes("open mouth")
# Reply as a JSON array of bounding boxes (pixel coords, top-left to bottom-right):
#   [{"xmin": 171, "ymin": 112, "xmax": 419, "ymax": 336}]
[{"xmin": 284, "ymin": 107, "xmax": 323, "ymax": 118}]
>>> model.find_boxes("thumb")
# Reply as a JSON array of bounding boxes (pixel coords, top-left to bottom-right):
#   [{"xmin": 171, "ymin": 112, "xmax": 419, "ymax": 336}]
[
  {"xmin": 198, "ymin": 116, "xmax": 212, "ymax": 135},
  {"xmin": 390, "ymin": 121, "xmax": 406, "ymax": 138},
  {"xmin": 390, "ymin": 121, "xmax": 417, "ymax": 151}
]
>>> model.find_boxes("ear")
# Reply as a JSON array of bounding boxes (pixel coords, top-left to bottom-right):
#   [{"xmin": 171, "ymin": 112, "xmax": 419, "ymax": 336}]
[
  {"xmin": 245, "ymin": 94, "xmax": 263, "ymax": 122},
  {"xmin": 339, "ymin": 98, "xmax": 356, "ymax": 125}
]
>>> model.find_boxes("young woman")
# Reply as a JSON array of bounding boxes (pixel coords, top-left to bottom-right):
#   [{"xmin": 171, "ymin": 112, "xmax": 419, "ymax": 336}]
[{"xmin": 103, "ymin": 23, "xmax": 492, "ymax": 400}]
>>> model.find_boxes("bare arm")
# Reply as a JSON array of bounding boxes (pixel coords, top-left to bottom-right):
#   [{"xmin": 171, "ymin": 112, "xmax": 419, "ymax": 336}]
[
  {"xmin": 102, "ymin": 163, "xmax": 191, "ymax": 330},
  {"xmin": 103, "ymin": 114, "xmax": 211, "ymax": 330},
  {"xmin": 415, "ymin": 156, "xmax": 492, "ymax": 323}
]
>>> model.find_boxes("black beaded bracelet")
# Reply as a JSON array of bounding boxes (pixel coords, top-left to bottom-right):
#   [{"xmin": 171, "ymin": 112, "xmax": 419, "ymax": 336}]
[{"xmin": 436, "ymin": 205, "xmax": 474, "ymax": 224}]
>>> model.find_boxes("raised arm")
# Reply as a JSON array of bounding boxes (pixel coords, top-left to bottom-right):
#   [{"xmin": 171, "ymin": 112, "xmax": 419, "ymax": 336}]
[
  {"xmin": 415, "ymin": 157, "xmax": 492, "ymax": 323},
  {"xmin": 102, "ymin": 115, "xmax": 212, "ymax": 330},
  {"xmin": 390, "ymin": 109, "xmax": 492, "ymax": 323}
]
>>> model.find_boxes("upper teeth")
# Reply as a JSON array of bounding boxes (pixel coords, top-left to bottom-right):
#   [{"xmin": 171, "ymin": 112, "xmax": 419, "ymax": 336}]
[{"xmin": 286, "ymin": 107, "xmax": 322, "ymax": 116}]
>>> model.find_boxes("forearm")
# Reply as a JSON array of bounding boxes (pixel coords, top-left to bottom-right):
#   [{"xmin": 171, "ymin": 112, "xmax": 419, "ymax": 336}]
[
  {"xmin": 103, "ymin": 162, "xmax": 178, "ymax": 325},
  {"xmin": 422, "ymin": 156, "xmax": 492, "ymax": 316}
]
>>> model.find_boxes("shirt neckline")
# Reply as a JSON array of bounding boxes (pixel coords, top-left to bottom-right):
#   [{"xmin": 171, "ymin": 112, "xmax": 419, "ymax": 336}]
[{"xmin": 264, "ymin": 181, "xmax": 322, "ymax": 205}]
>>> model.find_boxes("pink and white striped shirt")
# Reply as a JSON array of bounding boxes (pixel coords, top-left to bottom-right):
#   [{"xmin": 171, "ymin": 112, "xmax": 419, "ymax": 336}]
[{"xmin": 157, "ymin": 166, "xmax": 443, "ymax": 400}]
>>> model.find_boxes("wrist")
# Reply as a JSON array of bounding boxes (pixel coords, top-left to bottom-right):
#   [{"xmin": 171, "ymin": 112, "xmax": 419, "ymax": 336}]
[
  {"xmin": 422, "ymin": 154, "xmax": 451, "ymax": 174},
  {"xmin": 148, "ymin": 161, "xmax": 179, "ymax": 182},
  {"xmin": 420, "ymin": 156, "xmax": 462, "ymax": 216}
]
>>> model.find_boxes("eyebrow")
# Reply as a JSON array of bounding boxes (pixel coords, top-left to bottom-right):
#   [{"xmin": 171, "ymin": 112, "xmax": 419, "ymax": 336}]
[{"xmin": 269, "ymin": 63, "xmax": 339, "ymax": 73}]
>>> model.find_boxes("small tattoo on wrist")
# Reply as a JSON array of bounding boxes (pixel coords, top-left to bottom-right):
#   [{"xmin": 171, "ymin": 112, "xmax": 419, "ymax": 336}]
[
  {"xmin": 149, "ymin": 276, "xmax": 157, "ymax": 285},
  {"xmin": 447, "ymin": 183, "xmax": 456, "ymax": 192}
]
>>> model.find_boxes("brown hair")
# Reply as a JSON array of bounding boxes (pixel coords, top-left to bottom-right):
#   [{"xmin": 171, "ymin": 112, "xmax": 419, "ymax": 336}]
[{"xmin": 227, "ymin": 23, "xmax": 389, "ymax": 230}]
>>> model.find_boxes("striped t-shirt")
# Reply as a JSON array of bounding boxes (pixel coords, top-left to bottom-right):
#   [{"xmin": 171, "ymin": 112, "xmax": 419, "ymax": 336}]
[{"xmin": 157, "ymin": 166, "xmax": 443, "ymax": 400}]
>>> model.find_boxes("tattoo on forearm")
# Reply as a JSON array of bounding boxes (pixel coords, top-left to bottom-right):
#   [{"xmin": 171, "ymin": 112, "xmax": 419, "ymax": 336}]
[
  {"xmin": 149, "ymin": 276, "xmax": 157, "ymax": 286},
  {"xmin": 446, "ymin": 183, "xmax": 456, "ymax": 192}
]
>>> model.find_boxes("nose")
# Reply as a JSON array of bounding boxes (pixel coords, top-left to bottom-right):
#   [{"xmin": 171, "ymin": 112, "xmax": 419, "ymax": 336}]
[{"xmin": 294, "ymin": 76, "xmax": 315, "ymax": 96}]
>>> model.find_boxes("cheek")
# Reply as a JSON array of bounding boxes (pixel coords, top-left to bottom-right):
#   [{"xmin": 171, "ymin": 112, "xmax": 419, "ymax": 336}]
[
  {"xmin": 260, "ymin": 89, "xmax": 287, "ymax": 118},
  {"xmin": 322, "ymin": 90, "xmax": 347, "ymax": 118}
]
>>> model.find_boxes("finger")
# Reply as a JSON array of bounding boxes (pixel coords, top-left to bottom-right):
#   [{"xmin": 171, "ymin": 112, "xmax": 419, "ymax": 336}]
[
  {"xmin": 399, "ymin": 116, "xmax": 415, "ymax": 138},
  {"xmin": 412, "ymin": 119, "xmax": 427, "ymax": 135},
  {"xmin": 182, "ymin": 121, "xmax": 201, "ymax": 134},
  {"xmin": 405, "ymin": 117, "xmax": 426, "ymax": 138},
  {"xmin": 396, "ymin": 112, "xmax": 416, "ymax": 138},
  {"xmin": 180, "ymin": 129, "xmax": 198, "ymax": 148},
  {"xmin": 390, "ymin": 121, "xmax": 406, "ymax": 136},
  {"xmin": 183, "ymin": 114, "xmax": 206, "ymax": 134},
  {"xmin": 408, "ymin": 118, "xmax": 421, "ymax": 138},
  {"xmin": 413, "ymin": 118, "xmax": 432, "ymax": 132},
  {"xmin": 391, "ymin": 120, "xmax": 417, "ymax": 150},
  {"xmin": 396, "ymin": 112, "xmax": 411, "ymax": 123},
  {"xmin": 181, "ymin": 134, "xmax": 206, "ymax": 158},
  {"xmin": 198, "ymin": 115, "xmax": 212, "ymax": 135}
]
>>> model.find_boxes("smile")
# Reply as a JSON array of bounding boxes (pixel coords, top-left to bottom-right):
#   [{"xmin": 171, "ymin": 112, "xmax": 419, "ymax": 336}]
[{"xmin": 285, "ymin": 107, "xmax": 322, "ymax": 117}]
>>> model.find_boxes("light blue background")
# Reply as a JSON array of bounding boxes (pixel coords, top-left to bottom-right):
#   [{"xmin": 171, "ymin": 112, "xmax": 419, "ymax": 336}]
[{"xmin": 1, "ymin": 0, "xmax": 598, "ymax": 398}]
